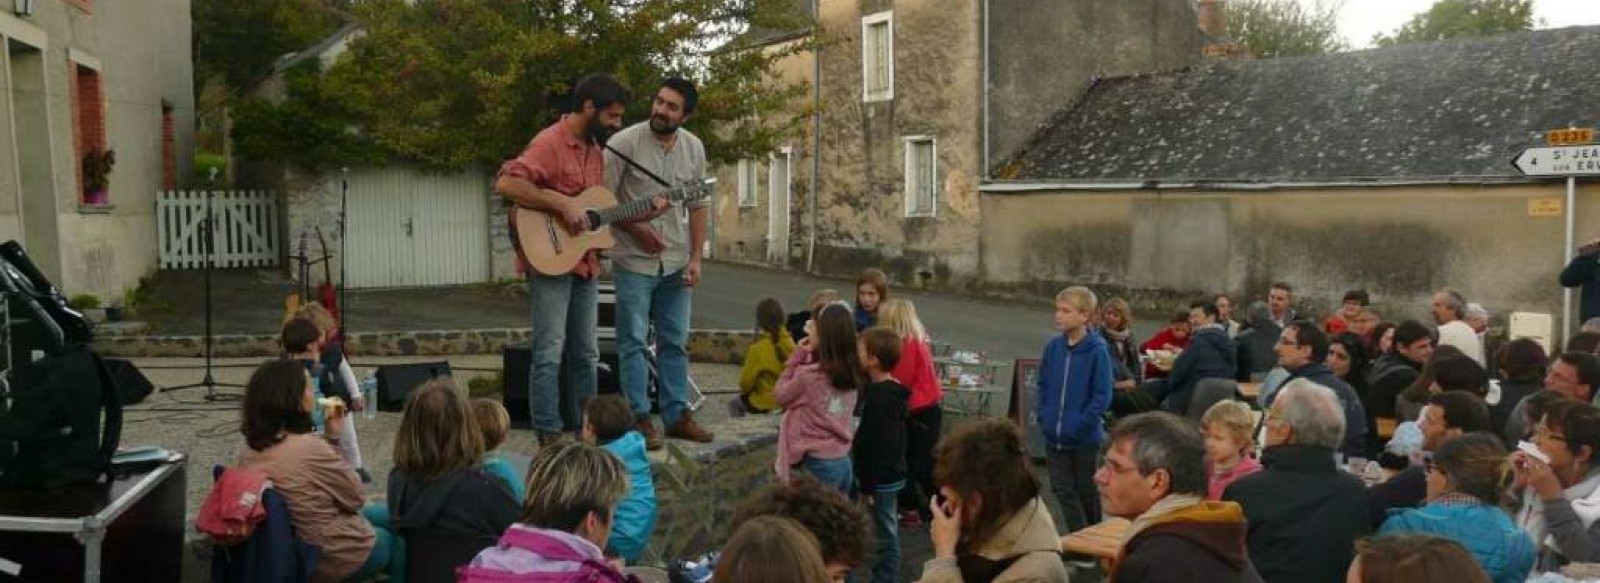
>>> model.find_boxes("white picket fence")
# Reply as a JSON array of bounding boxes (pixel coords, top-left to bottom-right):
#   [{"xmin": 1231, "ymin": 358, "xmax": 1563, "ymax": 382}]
[{"xmin": 157, "ymin": 190, "xmax": 282, "ymax": 269}]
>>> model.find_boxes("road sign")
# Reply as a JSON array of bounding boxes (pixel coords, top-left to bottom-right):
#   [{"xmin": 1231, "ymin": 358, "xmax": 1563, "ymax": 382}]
[
  {"xmin": 1549, "ymin": 128, "xmax": 1596, "ymax": 146},
  {"xmin": 1513, "ymin": 145, "xmax": 1600, "ymax": 177}
]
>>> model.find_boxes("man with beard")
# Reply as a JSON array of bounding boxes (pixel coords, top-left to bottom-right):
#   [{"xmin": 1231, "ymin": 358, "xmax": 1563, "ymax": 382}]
[
  {"xmin": 495, "ymin": 73, "xmax": 630, "ymax": 445},
  {"xmin": 603, "ymin": 77, "xmax": 713, "ymax": 448}
]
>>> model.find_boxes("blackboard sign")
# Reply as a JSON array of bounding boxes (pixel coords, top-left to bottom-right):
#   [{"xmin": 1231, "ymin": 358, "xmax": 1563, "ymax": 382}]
[{"xmin": 1007, "ymin": 359, "xmax": 1046, "ymax": 460}]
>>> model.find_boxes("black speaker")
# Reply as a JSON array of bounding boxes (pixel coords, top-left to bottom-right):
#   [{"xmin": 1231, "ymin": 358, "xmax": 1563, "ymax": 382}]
[
  {"xmin": 502, "ymin": 335, "xmax": 634, "ymax": 430},
  {"xmin": 375, "ymin": 362, "xmax": 452, "ymax": 412},
  {"xmin": 103, "ymin": 358, "xmax": 154, "ymax": 405}
]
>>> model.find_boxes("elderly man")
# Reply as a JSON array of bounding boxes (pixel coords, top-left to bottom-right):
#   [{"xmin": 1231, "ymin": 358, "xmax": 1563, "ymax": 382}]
[
  {"xmin": 1367, "ymin": 392, "xmax": 1491, "ymax": 527},
  {"xmin": 1223, "ymin": 379, "xmax": 1371, "ymax": 583},
  {"xmin": 1433, "ymin": 289, "xmax": 1485, "ymax": 367},
  {"xmin": 1096, "ymin": 412, "xmax": 1260, "ymax": 583}
]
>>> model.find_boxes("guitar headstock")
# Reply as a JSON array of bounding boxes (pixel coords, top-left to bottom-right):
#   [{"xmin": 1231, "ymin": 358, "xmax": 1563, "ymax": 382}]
[{"xmin": 667, "ymin": 178, "xmax": 718, "ymax": 203}]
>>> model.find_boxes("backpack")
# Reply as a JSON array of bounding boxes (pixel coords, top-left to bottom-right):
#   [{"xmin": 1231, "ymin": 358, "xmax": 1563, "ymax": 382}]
[
  {"xmin": 0, "ymin": 343, "xmax": 123, "ymax": 487},
  {"xmin": 457, "ymin": 527, "xmax": 641, "ymax": 583},
  {"xmin": 199, "ymin": 467, "xmax": 272, "ymax": 546}
]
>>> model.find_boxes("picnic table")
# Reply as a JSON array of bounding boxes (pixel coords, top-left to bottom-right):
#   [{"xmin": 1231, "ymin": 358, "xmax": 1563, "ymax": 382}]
[{"xmin": 1059, "ymin": 518, "xmax": 1130, "ymax": 569}]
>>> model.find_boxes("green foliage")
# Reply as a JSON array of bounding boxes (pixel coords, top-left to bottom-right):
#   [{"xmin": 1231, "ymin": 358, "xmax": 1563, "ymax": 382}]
[
  {"xmin": 193, "ymin": 0, "xmax": 347, "ymax": 90},
  {"xmin": 68, "ymin": 294, "xmax": 101, "ymax": 310},
  {"xmin": 193, "ymin": 152, "xmax": 227, "ymax": 183},
  {"xmin": 230, "ymin": 61, "xmax": 385, "ymax": 173},
  {"xmin": 1372, "ymin": 0, "xmax": 1535, "ymax": 47},
  {"xmin": 1226, "ymin": 0, "xmax": 1347, "ymax": 58},
  {"xmin": 467, "ymin": 372, "xmax": 504, "ymax": 399},
  {"xmin": 233, "ymin": 0, "xmax": 810, "ymax": 171}
]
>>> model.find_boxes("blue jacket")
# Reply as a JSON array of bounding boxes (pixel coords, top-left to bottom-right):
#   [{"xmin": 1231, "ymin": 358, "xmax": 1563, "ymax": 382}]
[
  {"xmin": 601, "ymin": 431, "xmax": 657, "ymax": 562},
  {"xmin": 1037, "ymin": 330, "xmax": 1114, "ymax": 450},
  {"xmin": 1379, "ymin": 500, "xmax": 1536, "ymax": 583},
  {"xmin": 1159, "ymin": 325, "xmax": 1236, "ymax": 414}
]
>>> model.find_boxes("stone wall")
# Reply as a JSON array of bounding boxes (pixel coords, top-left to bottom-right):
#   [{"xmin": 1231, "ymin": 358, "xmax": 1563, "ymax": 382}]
[
  {"xmin": 96, "ymin": 327, "xmax": 759, "ymax": 363},
  {"xmin": 980, "ymin": 182, "xmax": 1600, "ymax": 335},
  {"xmin": 644, "ymin": 423, "xmax": 779, "ymax": 562}
]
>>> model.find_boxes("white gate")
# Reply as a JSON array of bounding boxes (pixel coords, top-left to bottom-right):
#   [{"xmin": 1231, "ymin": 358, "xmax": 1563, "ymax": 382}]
[
  {"xmin": 345, "ymin": 167, "xmax": 490, "ymax": 288},
  {"xmin": 158, "ymin": 190, "xmax": 281, "ymax": 269}
]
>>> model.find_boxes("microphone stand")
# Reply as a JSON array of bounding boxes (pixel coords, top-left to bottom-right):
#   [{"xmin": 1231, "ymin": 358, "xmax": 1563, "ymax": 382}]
[{"xmin": 164, "ymin": 167, "xmax": 243, "ymax": 400}]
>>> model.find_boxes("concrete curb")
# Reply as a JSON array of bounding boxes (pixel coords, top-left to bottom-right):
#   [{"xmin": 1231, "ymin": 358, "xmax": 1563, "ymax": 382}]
[{"xmin": 93, "ymin": 328, "xmax": 759, "ymax": 364}]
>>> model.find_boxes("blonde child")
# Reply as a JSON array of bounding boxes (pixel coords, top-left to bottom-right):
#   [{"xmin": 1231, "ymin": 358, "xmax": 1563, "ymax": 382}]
[
  {"xmin": 1202, "ymin": 400, "xmax": 1262, "ymax": 500},
  {"xmin": 787, "ymin": 288, "xmax": 840, "ymax": 343},
  {"xmin": 1036, "ymin": 286, "xmax": 1113, "ymax": 533},
  {"xmin": 775, "ymin": 303, "xmax": 863, "ymax": 494},
  {"xmin": 877, "ymin": 299, "xmax": 941, "ymax": 525},
  {"xmin": 292, "ymin": 303, "xmax": 369, "ymax": 482},
  {"xmin": 470, "ymin": 398, "xmax": 525, "ymax": 503},
  {"xmin": 739, "ymin": 297, "xmax": 794, "ymax": 415}
]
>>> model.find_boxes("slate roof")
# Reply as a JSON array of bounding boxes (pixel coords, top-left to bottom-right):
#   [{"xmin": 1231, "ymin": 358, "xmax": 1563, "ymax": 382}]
[
  {"xmin": 1005, "ymin": 26, "xmax": 1600, "ymax": 183},
  {"xmin": 272, "ymin": 22, "xmax": 362, "ymax": 74}
]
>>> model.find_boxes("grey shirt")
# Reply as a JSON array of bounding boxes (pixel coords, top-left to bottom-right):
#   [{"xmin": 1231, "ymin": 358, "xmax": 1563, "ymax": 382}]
[{"xmin": 603, "ymin": 122, "xmax": 708, "ymax": 276}]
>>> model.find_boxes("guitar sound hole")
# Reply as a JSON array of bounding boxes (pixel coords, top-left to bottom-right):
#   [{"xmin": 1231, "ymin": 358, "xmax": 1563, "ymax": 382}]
[{"xmin": 584, "ymin": 210, "xmax": 603, "ymax": 232}]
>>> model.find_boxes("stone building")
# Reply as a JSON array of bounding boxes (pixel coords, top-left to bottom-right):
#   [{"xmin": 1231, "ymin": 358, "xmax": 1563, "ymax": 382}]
[
  {"xmin": 0, "ymin": 0, "xmax": 195, "ymax": 300},
  {"xmin": 988, "ymin": 26, "xmax": 1600, "ymax": 326},
  {"xmin": 710, "ymin": 0, "xmax": 1203, "ymax": 289}
]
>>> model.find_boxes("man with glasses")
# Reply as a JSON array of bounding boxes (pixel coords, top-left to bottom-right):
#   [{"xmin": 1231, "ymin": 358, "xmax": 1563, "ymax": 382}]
[
  {"xmin": 1223, "ymin": 379, "xmax": 1371, "ymax": 583},
  {"xmin": 1096, "ymin": 412, "xmax": 1260, "ymax": 582},
  {"xmin": 1267, "ymin": 322, "xmax": 1368, "ymax": 459},
  {"xmin": 1367, "ymin": 392, "xmax": 1491, "ymax": 527}
]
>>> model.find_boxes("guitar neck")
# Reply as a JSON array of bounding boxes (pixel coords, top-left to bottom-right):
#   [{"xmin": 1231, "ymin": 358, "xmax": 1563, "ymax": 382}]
[{"xmin": 589, "ymin": 186, "xmax": 701, "ymax": 227}]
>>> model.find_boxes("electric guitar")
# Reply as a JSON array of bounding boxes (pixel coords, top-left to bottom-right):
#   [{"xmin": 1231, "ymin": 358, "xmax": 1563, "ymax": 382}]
[{"xmin": 512, "ymin": 178, "xmax": 716, "ymax": 276}]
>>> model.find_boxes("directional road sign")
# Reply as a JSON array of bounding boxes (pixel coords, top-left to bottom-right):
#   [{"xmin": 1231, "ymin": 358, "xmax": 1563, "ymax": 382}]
[{"xmin": 1513, "ymin": 145, "xmax": 1600, "ymax": 177}]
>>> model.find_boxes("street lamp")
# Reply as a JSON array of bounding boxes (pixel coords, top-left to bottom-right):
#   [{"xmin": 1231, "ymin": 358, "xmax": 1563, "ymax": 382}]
[{"xmin": 14, "ymin": 0, "xmax": 34, "ymax": 18}]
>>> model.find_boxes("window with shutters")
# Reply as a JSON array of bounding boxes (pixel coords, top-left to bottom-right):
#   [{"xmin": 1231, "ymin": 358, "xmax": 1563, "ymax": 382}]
[
  {"xmin": 904, "ymin": 136, "xmax": 937, "ymax": 217},
  {"xmin": 861, "ymin": 12, "xmax": 893, "ymax": 102},
  {"xmin": 737, "ymin": 159, "xmax": 761, "ymax": 208}
]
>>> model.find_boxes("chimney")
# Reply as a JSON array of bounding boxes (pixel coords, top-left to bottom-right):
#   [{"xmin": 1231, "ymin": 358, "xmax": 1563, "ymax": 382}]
[
  {"xmin": 1198, "ymin": 0, "xmax": 1249, "ymax": 58},
  {"xmin": 1198, "ymin": 0, "xmax": 1227, "ymax": 42}
]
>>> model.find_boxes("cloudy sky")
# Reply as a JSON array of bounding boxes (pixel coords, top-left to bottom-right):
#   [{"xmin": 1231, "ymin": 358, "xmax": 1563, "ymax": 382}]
[{"xmin": 1323, "ymin": 0, "xmax": 1600, "ymax": 48}]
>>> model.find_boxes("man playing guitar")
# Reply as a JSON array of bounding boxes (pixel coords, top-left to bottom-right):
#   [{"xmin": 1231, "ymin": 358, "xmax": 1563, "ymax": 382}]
[
  {"xmin": 495, "ymin": 73, "xmax": 631, "ymax": 445},
  {"xmin": 604, "ymin": 77, "xmax": 714, "ymax": 448}
]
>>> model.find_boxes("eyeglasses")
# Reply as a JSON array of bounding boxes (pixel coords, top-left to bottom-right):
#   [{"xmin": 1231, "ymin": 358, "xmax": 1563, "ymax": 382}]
[{"xmin": 1276, "ymin": 338, "xmax": 1299, "ymax": 347}]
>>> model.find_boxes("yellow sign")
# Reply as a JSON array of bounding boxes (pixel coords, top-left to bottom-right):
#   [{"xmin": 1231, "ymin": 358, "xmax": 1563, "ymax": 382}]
[
  {"xmin": 1529, "ymin": 197, "xmax": 1564, "ymax": 217},
  {"xmin": 1548, "ymin": 128, "xmax": 1596, "ymax": 146}
]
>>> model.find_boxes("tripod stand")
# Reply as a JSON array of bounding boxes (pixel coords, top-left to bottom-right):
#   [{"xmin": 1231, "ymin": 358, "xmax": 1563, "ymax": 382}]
[{"xmin": 165, "ymin": 168, "xmax": 243, "ymax": 400}]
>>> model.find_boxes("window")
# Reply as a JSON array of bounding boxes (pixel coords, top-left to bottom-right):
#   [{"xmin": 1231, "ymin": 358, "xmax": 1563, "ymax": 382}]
[
  {"xmin": 862, "ymin": 12, "xmax": 893, "ymax": 102},
  {"xmin": 737, "ymin": 159, "xmax": 761, "ymax": 208},
  {"xmin": 71, "ymin": 60, "xmax": 107, "ymax": 205},
  {"xmin": 161, "ymin": 101, "xmax": 176, "ymax": 190},
  {"xmin": 904, "ymin": 136, "xmax": 937, "ymax": 217}
]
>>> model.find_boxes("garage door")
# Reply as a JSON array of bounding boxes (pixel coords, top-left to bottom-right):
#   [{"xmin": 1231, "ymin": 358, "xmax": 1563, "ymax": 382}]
[{"xmin": 345, "ymin": 167, "xmax": 490, "ymax": 288}]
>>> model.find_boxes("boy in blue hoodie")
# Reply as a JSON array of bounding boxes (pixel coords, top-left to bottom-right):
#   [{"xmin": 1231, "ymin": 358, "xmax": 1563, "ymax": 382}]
[
  {"xmin": 582, "ymin": 394, "xmax": 658, "ymax": 563},
  {"xmin": 1037, "ymin": 286, "xmax": 1114, "ymax": 534}
]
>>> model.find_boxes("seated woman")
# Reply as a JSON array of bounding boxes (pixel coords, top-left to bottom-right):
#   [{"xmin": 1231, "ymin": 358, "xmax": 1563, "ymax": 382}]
[
  {"xmin": 921, "ymin": 418, "xmax": 1069, "ymax": 583},
  {"xmin": 388, "ymin": 378, "xmax": 521, "ymax": 583},
  {"xmin": 460, "ymin": 441, "xmax": 632, "ymax": 582},
  {"xmin": 237, "ymin": 359, "xmax": 399, "ymax": 583},
  {"xmin": 713, "ymin": 516, "xmax": 833, "ymax": 583},
  {"xmin": 1378, "ymin": 433, "xmax": 1535, "ymax": 583},
  {"xmin": 1512, "ymin": 400, "xmax": 1600, "ymax": 570},
  {"xmin": 1138, "ymin": 311, "xmax": 1192, "ymax": 380}
]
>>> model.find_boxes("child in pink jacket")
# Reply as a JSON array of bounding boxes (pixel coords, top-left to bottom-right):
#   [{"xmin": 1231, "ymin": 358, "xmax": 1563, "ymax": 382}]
[{"xmin": 775, "ymin": 303, "xmax": 863, "ymax": 494}]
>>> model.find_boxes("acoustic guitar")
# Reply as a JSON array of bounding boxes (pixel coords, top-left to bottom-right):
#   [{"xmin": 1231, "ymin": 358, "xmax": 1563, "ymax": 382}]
[{"xmin": 513, "ymin": 178, "xmax": 716, "ymax": 276}]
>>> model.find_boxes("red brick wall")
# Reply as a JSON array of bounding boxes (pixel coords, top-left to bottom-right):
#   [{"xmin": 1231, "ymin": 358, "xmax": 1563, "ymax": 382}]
[
  {"xmin": 162, "ymin": 106, "xmax": 176, "ymax": 190},
  {"xmin": 72, "ymin": 64, "xmax": 106, "ymax": 203}
]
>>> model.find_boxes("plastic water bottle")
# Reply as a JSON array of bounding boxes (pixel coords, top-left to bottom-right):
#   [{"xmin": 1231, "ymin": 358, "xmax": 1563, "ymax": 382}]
[
  {"xmin": 361, "ymin": 373, "xmax": 378, "ymax": 420},
  {"xmin": 310, "ymin": 363, "xmax": 326, "ymax": 432}
]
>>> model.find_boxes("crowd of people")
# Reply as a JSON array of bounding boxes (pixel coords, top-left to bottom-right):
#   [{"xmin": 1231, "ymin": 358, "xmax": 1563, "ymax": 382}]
[{"xmin": 201, "ymin": 70, "xmax": 1600, "ymax": 583}]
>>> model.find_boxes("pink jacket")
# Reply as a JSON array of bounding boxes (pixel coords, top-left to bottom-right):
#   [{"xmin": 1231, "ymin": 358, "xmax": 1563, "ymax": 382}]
[
  {"xmin": 774, "ymin": 346, "xmax": 858, "ymax": 482},
  {"xmin": 1207, "ymin": 456, "xmax": 1263, "ymax": 500}
]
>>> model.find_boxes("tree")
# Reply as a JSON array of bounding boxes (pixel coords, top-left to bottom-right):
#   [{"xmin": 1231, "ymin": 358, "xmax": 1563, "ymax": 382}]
[
  {"xmin": 193, "ymin": 0, "xmax": 346, "ymax": 90},
  {"xmin": 1225, "ymin": 0, "xmax": 1347, "ymax": 58},
  {"xmin": 235, "ymin": 0, "xmax": 810, "ymax": 171},
  {"xmin": 1372, "ymin": 0, "xmax": 1535, "ymax": 47}
]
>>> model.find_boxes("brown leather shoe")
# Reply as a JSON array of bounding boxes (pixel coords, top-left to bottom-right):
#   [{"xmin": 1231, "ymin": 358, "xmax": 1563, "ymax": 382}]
[
  {"xmin": 636, "ymin": 417, "xmax": 664, "ymax": 451},
  {"xmin": 666, "ymin": 413, "xmax": 715, "ymax": 443}
]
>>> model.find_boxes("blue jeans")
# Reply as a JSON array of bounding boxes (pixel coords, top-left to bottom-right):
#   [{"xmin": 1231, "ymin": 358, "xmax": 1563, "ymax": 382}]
[
  {"xmin": 614, "ymin": 266, "xmax": 692, "ymax": 426},
  {"xmin": 867, "ymin": 487, "xmax": 901, "ymax": 583},
  {"xmin": 528, "ymin": 272, "xmax": 599, "ymax": 434},
  {"xmin": 802, "ymin": 455, "xmax": 854, "ymax": 495}
]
